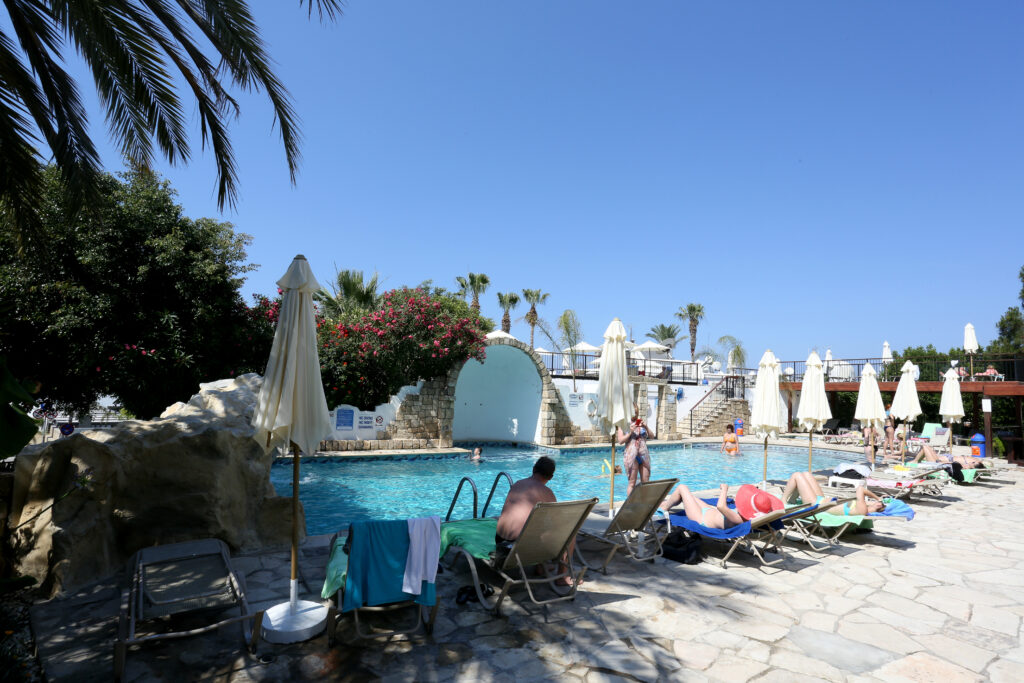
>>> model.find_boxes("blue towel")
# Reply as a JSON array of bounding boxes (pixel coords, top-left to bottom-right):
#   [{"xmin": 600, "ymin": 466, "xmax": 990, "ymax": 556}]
[
  {"xmin": 663, "ymin": 511, "xmax": 753, "ymax": 540},
  {"xmin": 698, "ymin": 496, "xmax": 785, "ymax": 531},
  {"xmin": 872, "ymin": 499, "xmax": 915, "ymax": 520},
  {"xmin": 342, "ymin": 520, "xmax": 436, "ymax": 612}
]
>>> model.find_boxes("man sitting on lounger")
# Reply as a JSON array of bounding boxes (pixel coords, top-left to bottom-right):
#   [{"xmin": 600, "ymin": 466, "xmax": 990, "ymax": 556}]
[
  {"xmin": 495, "ymin": 456, "xmax": 576, "ymax": 584},
  {"xmin": 782, "ymin": 471, "xmax": 885, "ymax": 516}
]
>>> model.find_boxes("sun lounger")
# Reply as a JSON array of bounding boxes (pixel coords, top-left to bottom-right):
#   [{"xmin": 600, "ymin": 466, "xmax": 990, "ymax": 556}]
[
  {"xmin": 797, "ymin": 495, "xmax": 915, "ymax": 542},
  {"xmin": 661, "ymin": 498, "xmax": 815, "ymax": 569},
  {"xmin": 115, "ymin": 539, "xmax": 261, "ymax": 681},
  {"xmin": 442, "ymin": 498, "xmax": 597, "ymax": 616},
  {"xmin": 322, "ymin": 517, "xmax": 441, "ymax": 643},
  {"xmin": 778, "ymin": 497, "xmax": 857, "ymax": 551},
  {"xmin": 574, "ymin": 478, "xmax": 677, "ymax": 573}
]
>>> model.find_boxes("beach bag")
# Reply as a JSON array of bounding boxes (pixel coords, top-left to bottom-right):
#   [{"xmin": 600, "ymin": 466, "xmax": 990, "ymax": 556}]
[{"xmin": 661, "ymin": 530, "xmax": 703, "ymax": 565}]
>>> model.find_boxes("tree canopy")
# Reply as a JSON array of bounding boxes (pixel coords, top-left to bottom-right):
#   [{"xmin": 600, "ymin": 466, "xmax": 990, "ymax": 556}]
[
  {"xmin": 0, "ymin": 1, "xmax": 342, "ymax": 242},
  {"xmin": 0, "ymin": 167, "xmax": 274, "ymax": 418}
]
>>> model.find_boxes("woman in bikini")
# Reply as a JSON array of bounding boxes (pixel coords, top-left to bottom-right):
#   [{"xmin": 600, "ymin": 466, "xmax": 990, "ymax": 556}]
[
  {"xmin": 658, "ymin": 484, "xmax": 746, "ymax": 529},
  {"xmin": 721, "ymin": 424, "xmax": 740, "ymax": 456},
  {"xmin": 912, "ymin": 444, "xmax": 987, "ymax": 469},
  {"xmin": 617, "ymin": 412, "xmax": 651, "ymax": 496},
  {"xmin": 883, "ymin": 407, "xmax": 896, "ymax": 457},
  {"xmin": 781, "ymin": 471, "xmax": 885, "ymax": 516}
]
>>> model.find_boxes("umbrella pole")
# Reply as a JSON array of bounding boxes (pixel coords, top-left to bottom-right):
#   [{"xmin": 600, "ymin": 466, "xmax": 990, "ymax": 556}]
[
  {"xmin": 291, "ymin": 442, "xmax": 300, "ymax": 611},
  {"xmin": 900, "ymin": 422, "xmax": 907, "ymax": 464},
  {"xmin": 763, "ymin": 436, "xmax": 769, "ymax": 488},
  {"xmin": 609, "ymin": 435, "xmax": 616, "ymax": 519},
  {"xmin": 807, "ymin": 431, "xmax": 813, "ymax": 473},
  {"xmin": 870, "ymin": 429, "xmax": 876, "ymax": 469}
]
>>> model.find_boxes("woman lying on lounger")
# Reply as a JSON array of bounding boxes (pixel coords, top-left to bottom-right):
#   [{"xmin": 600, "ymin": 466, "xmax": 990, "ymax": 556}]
[
  {"xmin": 912, "ymin": 444, "xmax": 986, "ymax": 469},
  {"xmin": 658, "ymin": 483, "xmax": 785, "ymax": 529},
  {"xmin": 781, "ymin": 471, "xmax": 885, "ymax": 516}
]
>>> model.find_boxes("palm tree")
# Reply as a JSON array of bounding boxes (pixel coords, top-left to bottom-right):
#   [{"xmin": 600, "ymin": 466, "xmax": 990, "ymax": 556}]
[
  {"xmin": 557, "ymin": 309, "xmax": 583, "ymax": 390},
  {"xmin": 676, "ymin": 303, "xmax": 706, "ymax": 361},
  {"xmin": 521, "ymin": 289, "xmax": 550, "ymax": 348},
  {"xmin": 645, "ymin": 323, "xmax": 685, "ymax": 353},
  {"xmin": 717, "ymin": 335, "xmax": 747, "ymax": 370},
  {"xmin": 496, "ymin": 292, "xmax": 520, "ymax": 333},
  {"xmin": 0, "ymin": 1, "xmax": 342, "ymax": 242},
  {"xmin": 454, "ymin": 273, "xmax": 490, "ymax": 311},
  {"xmin": 315, "ymin": 269, "xmax": 381, "ymax": 320}
]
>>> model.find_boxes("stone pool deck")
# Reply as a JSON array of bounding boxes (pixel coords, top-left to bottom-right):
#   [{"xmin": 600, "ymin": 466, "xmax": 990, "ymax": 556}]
[{"xmin": 31, "ymin": 465, "xmax": 1024, "ymax": 682}]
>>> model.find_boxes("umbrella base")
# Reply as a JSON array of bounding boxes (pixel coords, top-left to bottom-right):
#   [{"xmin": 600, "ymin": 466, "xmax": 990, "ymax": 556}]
[{"xmin": 261, "ymin": 600, "xmax": 328, "ymax": 644}]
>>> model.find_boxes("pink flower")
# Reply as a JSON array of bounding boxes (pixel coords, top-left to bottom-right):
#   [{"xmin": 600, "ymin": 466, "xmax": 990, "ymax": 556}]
[
  {"xmin": 96, "ymin": 366, "xmax": 101, "ymax": 372},
  {"xmin": 141, "ymin": 350, "xmax": 147, "ymax": 355},
  {"xmin": 149, "ymin": 349, "xmax": 155, "ymax": 354},
  {"xmin": 108, "ymin": 356, "xmax": 114, "ymax": 360},
  {"xmin": 131, "ymin": 345, "xmax": 137, "ymax": 350}
]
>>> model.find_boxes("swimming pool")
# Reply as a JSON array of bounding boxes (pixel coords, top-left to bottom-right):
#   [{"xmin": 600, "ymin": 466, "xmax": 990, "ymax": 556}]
[{"xmin": 271, "ymin": 443, "xmax": 858, "ymax": 535}]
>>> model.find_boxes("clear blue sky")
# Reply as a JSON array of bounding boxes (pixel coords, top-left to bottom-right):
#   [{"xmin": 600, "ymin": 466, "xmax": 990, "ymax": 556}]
[{"xmin": 64, "ymin": 1, "xmax": 1024, "ymax": 362}]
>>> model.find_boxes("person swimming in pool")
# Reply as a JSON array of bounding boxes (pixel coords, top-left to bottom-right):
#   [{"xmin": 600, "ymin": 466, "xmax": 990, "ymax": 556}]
[
  {"xmin": 781, "ymin": 471, "xmax": 885, "ymax": 516},
  {"xmin": 721, "ymin": 424, "xmax": 740, "ymax": 456}
]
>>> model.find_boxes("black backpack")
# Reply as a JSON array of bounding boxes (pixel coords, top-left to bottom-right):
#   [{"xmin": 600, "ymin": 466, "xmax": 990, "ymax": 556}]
[{"xmin": 661, "ymin": 530, "xmax": 703, "ymax": 565}]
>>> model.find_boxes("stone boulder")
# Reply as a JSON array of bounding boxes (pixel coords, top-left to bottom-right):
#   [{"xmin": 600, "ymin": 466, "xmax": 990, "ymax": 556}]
[{"xmin": 5, "ymin": 374, "xmax": 299, "ymax": 597}]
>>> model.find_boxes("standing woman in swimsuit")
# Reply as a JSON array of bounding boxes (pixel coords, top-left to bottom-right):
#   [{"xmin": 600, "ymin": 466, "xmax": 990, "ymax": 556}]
[
  {"xmin": 721, "ymin": 424, "xmax": 740, "ymax": 456},
  {"xmin": 617, "ymin": 412, "xmax": 651, "ymax": 496},
  {"xmin": 883, "ymin": 405, "xmax": 895, "ymax": 457}
]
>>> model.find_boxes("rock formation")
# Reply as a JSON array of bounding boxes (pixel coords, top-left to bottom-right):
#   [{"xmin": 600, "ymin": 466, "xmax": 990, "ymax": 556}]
[{"xmin": 5, "ymin": 374, "xmax": 298, "ymax": 596}]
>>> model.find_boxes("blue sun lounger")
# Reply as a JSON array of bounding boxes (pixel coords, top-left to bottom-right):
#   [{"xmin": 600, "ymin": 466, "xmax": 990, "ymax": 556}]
[{"xmin": 661, "ymin": 498, "xmax": 815, "ymax": 568}]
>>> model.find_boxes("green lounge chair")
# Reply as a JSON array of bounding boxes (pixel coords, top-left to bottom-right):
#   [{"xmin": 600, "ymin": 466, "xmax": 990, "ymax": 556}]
[
  {"xmin": 442, "ymin": 498, "xmax": 597, "ymax": 616},
  {"xmin": 575, "ymin": 478, "xmax": 678, "ymax": 573}
]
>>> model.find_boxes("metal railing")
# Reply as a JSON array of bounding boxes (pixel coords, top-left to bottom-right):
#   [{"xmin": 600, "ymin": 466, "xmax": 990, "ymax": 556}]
[
  {"xmin": 533, "ymin": 351, "xmax": 700, "ymax": 385},
  {"xmin": 686, "ymin": 375, "xmax": 746, "ymax": 437},
  {"xmin": 736, "ymin": 353, "xmax": 1024, "ymax": 384}
]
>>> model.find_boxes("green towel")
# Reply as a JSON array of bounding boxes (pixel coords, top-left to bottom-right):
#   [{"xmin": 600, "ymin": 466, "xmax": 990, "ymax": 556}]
[
  {"xmin": 787, "ymin": 501, "xmax": 873, "ymax": 530},
  {"xmin": 322, "ymin": 537, "xmax": 351, "ymax": 599},
  {"xmin": 440, "ymin": 518, "xmax": 498, "ymax": 560}
]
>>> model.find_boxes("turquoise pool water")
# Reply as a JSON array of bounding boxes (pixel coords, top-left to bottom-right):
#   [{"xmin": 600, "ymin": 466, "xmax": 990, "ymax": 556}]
[{"xmin": 271, "ymin": 443, "xmax": 857, "ymax": 535}]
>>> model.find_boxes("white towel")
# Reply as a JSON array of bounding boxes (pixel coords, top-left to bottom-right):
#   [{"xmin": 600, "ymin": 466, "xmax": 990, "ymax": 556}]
[{"xmin": 402, "ymin": 515, "xmax": 441, "ymax": 595}]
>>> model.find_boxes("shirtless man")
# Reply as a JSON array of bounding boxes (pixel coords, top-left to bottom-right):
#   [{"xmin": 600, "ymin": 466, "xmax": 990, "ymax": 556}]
[{"xmin": 495, "ymin": 456, "xmax": 575, "ymax": 583}]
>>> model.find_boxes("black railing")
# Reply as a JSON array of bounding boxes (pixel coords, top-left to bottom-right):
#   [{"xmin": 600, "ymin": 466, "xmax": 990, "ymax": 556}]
[
  {"xmin": 737, "ymin": 353, "xmax": 1024, "ymax": 384},
  {"xmin": 533, "ymin": 351, "xmax": 700, "ymax": 385},
  {"xmin": 687, "ymin": 375, "xmax": 746, "ymax": 437}
]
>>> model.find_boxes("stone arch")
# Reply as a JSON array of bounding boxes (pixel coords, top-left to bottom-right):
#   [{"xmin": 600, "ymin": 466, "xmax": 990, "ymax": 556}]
[
  {"xmin": 382, "ymin": 336, "xmax": 576, "ymax": 447},
  {"xmin": 450, "ymin": 336, "xmax": 574, "ymax": 446}
]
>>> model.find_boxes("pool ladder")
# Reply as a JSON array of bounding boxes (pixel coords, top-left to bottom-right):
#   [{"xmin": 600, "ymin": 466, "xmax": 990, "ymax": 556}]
[{"xmin": 444, "ymin": 471, "xmax": 513, "ymax": 521}]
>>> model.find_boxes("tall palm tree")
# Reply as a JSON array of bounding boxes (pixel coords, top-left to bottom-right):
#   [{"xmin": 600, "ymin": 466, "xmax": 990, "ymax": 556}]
[
  {"xmin": 675, "ymin": 303, "xmax": 705, "ymax": 361},
  {"xmin": 645, "ymin": 323, "xmax": 685, "ymax": 353},
  {"xmin": 0, "ymin": 1, "xmax": 342, "ymax": 242},
  {"xmin": 521, "ymin": 288, "xmax": 550, "ymax": 348},
  {"xmin": 454, "ymin": 273, "xmax": 490, "ymax": 311},
  {"xmin": 717, "ymin": 335, "xmax": 747, "ymax": 370},
  {"xmin": 315, "ymin": 269, "xmax": 381, "ymax": 320},
  {"xmin": 496, "ymin": 291, "xmax": 520, "ymax": 333}
]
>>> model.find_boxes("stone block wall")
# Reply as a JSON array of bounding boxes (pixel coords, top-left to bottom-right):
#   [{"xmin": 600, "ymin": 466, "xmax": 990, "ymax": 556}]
[{"xmin": 383, "ymin": 375, "xmax": 456, "ymax": 448}]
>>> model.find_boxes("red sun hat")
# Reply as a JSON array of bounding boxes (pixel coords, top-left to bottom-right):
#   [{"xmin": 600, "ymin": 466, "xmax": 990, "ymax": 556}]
[{"xmin": 734, "ymin": 484, "xmax": 784, "ymax": 520}]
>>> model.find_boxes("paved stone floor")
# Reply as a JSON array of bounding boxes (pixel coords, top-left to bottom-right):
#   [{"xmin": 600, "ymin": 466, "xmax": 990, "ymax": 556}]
[{"xmin": 30, "ymin": 465, "xmax": 1024, "ymax": 682}]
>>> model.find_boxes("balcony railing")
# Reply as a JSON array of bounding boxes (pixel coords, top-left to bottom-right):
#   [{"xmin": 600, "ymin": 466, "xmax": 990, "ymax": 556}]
[{"xmin": 533, "ymin": 351, "xmax": 700, "ymax": 385}]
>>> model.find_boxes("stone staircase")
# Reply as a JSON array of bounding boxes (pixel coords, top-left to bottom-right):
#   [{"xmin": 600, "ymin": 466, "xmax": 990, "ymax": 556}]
[{"xmin": 680, "ymin": 399, "xmax": 751, "ymax": 438}]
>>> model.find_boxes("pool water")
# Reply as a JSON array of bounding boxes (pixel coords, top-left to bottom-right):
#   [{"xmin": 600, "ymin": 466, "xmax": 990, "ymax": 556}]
[{"xmin": 271, "ymin": 443, "xmax": 857, "ymax": 535}]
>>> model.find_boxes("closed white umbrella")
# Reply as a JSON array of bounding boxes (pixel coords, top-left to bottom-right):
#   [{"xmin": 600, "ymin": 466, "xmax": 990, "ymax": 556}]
[
  {"xmin": 964, "ymin": 323, "xmax": 979, "ymax": 376},
  {"xmin": 749, "ymin": 350, "xmax": 784, "ymax": 485},
  {"xmin": 890, "ymin": 360, "xmax": 922, "ymax": 462},
  {"xmin": 940, "ymin": 367, "xmax": 965, "ymax": 451},
  {"xmin": 796, "ymin": 351, "xmax": 831, "ymax": 472},
  {"xmin": 596, "ymin": 319, "xmax": 632, "ymax": 516},
  {"xmin": 854, "ymin": 363, "xmax": 886, "ymax": 467},
  {"xmin": 251, "ymin": 255, "xmax": 332, "ymax": 642},
  {"xmin": 824, "ymin": 348, "xmax": 833, "ymax": 379},
  {"xmin": 881, "ymin": 342, "xmax": 893, "ymax": 381}
]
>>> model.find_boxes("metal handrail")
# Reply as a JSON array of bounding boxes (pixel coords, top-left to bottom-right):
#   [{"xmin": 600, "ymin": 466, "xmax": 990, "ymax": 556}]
[
  {"xmin": 481, "ymin": 471, "xmax": 514, "ymax": 518},
  {"xmin": 531, "ymin": 351, "xmax": 700, "ymax": 385},
  {"xmin": 686, "ymin": 375, "xmax": 745, "ymax": 437},
  {"xmin": 445, "ymin": 476, "xmax": 479, "ymax": 522}
]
